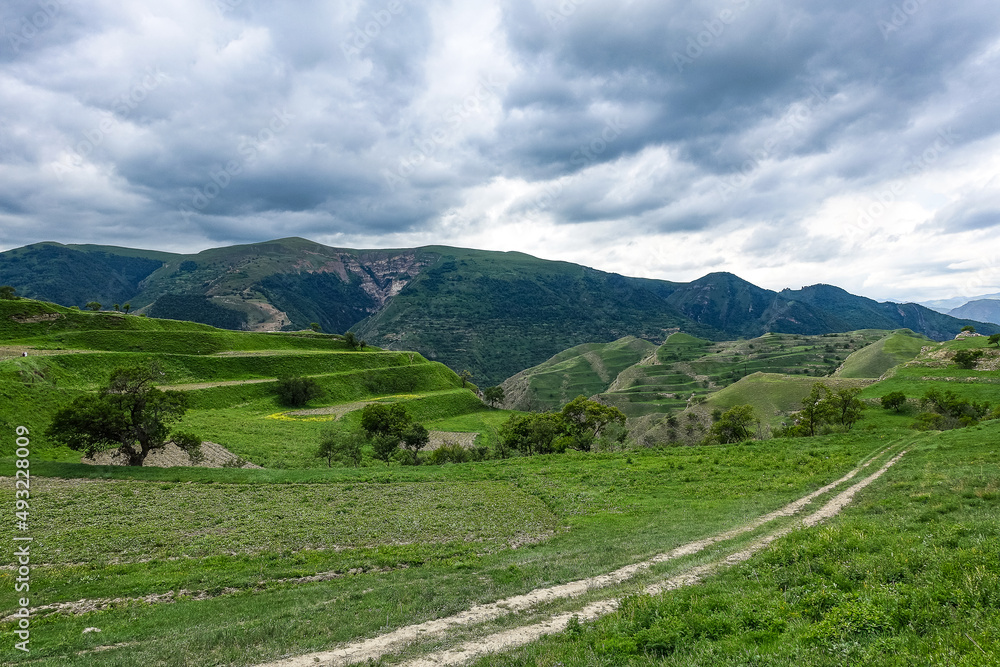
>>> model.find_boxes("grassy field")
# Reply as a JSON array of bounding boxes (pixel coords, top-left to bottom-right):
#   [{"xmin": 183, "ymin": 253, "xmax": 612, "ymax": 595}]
[
  {"xmin": 2, "ymin": 299, "xmax": 999, "ymax": 665},
  {"xmin": 469, "ymin": 421, "xmax": 1000, "ymax": 666}
]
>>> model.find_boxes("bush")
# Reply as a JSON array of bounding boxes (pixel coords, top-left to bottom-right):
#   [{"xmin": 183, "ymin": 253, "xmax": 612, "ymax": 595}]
[
  {"xmin": 275, "ymin": 376, "xmax": 324, "ymax": 407},
  {"xmin": 881, "ymin": 391, "xmax": 907, "ymax": 412}
]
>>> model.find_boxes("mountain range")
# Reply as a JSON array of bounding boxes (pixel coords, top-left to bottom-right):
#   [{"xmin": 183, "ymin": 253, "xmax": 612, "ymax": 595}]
[{"xmin": 1, "ymin": 237, "xmax": 995, "ymax": 385}]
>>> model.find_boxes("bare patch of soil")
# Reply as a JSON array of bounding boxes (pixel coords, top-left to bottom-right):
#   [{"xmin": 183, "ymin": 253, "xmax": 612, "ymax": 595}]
[{"xmin": 81, "ymin": 440, "xmax": 261, "ymax": 469}]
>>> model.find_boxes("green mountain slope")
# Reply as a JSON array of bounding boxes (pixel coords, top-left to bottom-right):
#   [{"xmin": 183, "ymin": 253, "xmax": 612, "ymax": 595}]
[
  {"xmin": 500, "ymin": 336, "xmax": 657, "ymax": 411},
  {"xmin": 834, "ymin": 329, "xmax": 930, "ymax": 378},
  {"xmin": 2, "ymin": 238, "xmax": 996, "ymax": 386}
]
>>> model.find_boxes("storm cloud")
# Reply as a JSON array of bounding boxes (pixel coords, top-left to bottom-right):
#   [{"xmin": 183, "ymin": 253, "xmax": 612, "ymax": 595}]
[{"xmin": 1, "ymin": 0, "xmax": 998, "ymax": 301}]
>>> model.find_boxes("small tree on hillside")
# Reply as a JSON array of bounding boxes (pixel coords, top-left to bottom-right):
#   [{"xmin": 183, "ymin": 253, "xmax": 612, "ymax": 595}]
[
  {"xmin": 401, "ymin": 423, "xmax": 430, "ymax": 465},
  {"xmin": 46, "ymin": 363, "xmax": 198, "ymax": 465},
  {"xmin": 797, "ymin": 383, "xmax": 834, "ymax": 436},
  {"xmin": 310, "ymin": 322, "xmax": 322, "ymax": 332},
  {"xmin": 828, "ymin": 387, "xmax": 866, "ymax": 429},
  {"xmin": 343, "ymin": 332, "xmax": 361, "ymax": 350},
  {"xmin": 0, "ymin": 285, "xmax": 18, "ymax": 300},
  {"xmin": 560, "ymin": 396, "xmax": 626, "ymax": 451},
  {"xmin": 954, "ymin": 349, "xmax": 985, "ymax": 370},
  {"xmin": 961, "ymin": 325, "xmax": 976, "ymax": 333},
  {"xmin": 275, "ymin": 376, "xmax": 324, "ymax": 407},
  {"xmin": 990, "ymin": 334, "xmax": 1000, "ymax": 348},
  {"xmin": 85, "ymin": 301, "xmax": 102, "ymax": 311},
  {"xmin": 710, "ymin": 404, "xmax": 758, "ymax": 443},
  {"xmin": 360, "ymin": 403, "xmax": 414, "ymax": 465},
  {"xmin": 483, "ymin": 385, "xmax": 505, "ymax": 408},
  {"xmin": 881, "ymin": 391, "xmax": 907, "ymax": 412},
  {"xmin": 459, "ymin": 370, "xmax": 473, "ymax": 388},
  {"xmin": 316, "ymin": 423, "xmax": 364, "ymax": 467}
]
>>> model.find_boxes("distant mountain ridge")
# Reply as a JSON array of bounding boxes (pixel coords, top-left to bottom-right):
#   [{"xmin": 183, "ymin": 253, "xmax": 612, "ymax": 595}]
[
  {"xmin": 1, "ymin": 237, "xmax": 995, "ymax": 385},
  {"xmin": 948, "ymin": 299, "xmax": 1000, "ymax": 325}
]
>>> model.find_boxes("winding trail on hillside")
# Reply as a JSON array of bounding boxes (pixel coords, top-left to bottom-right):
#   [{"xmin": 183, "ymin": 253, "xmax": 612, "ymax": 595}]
[{"xmin": 256, "ymin": 446, "xmax": 904, "ymax": 667}]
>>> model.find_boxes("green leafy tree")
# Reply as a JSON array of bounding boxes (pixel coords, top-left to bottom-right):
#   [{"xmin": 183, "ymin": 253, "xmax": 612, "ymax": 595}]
[
  {"xmin": 360, "ymin": 403, "xmax": 414, "ymax": 465},
  {"xmin": 961, "ymin": 325, "xmax": 976, "ymax": 333},
  {"xmin": 499, "ymin": 412, "xmax": 564, "ymax": 455},
  {"xmin": 954, "ymin": 349, "xmax": 985, "ymax": 369},
  {"xmin": 371, "ymin": 433, "xmax": 400, "ymax": 465},
  {"xmin": 310, "ymin": 322, "xmax": 322, "ymax": 332},
  {"xmin": 401, "ymin": 423, "xmax": 430, "ymax": 465},
  {"xmin": 46, "ymin": 363, "xmax": 196, "ymax": 466},
  {"xmin": 343, "ymin": 332, "xmax": 360, "ymax": 350},
  {"xmin": 920, "ymin": 388, "xmax": 990, "ymax": 429},
  {"xmin": 122, "ymin": 303, "xmax": 131, "ymax": 314},
  {"xmin": 0, "ymin": 285, "xmax": 18, "ymax": 300},
  {"xmin": 880, "ymin": 391, "xmax": 907, "ymax": 412},
  {"xmin": 560, "ymin": 395, "xmax": 626, "ymax": 451},
  {"xmin": 828, "ymin": 387, "xmax": 866, "ymax": 429},
  {"xmin": 990, "ymin": 333, "xmax": 1000, "ymax": 347},
  {"xmin": 710, "ymin": 404, "xmax": 758, "ymax": 443},
  {"xmin": 113, "ymin": 303, "xmax": 120, "ymax": 312},
  {"xmin": 316, "ymin": 423, "xmax": 364, "ymax": 467},
  {"xmin": 275, "ymin": 376, "xmax": 324, "ymax": 407},
  {"xmin": 459, "ymin": 369, "xmax": 473, "ymax": 388},
  {"xmin": 483, "ymin": 385, "xmax": 505, "ymax": 408},
  {"xmin": 85, "ymin": 301, "xmax": 102, "ymax": 311},
  {"xmin": 797, "ymin": 383, "xmax": 834, "ymax": 436}
]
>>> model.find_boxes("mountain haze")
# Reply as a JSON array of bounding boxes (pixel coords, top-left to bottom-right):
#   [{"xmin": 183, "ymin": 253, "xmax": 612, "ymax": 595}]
[{"xmin": 1, "ymin": 238, "xmax": 995, "ymax": 385}]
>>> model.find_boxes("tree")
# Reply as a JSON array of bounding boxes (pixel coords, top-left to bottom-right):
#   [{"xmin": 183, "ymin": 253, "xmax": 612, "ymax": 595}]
[
  {"xmin": 827, "ymin": 387, "xmax": 866, "ymax": 429},
  {"xmin": 881, "ymin": 391, "xmax": 907, "ymax": 412},
  {"xmin": 710, "ymin": 404, "xmax": 757, "ymax": 443},
  {"xmin": 990, "ymin": 334, "xmax": 1000, "ymax": 348},
  {"xmin": 797, "ymin": 383, "xmax": 834, "ymax": 436},
  {"xmin": 401, "ymin": 423, "xmax": 430, "ymax": 465},
  {"xmin": 499, "ymin": 412, "xmax": 564, "ymax": 455},
  {"xmin": 45, "ymin": 363, "xmax": 196, "ymax": 465},
  {"xmin": 360, "ymin": 403, "xmax": 413, "ymax": 465},
  {"xmin": 310, "ymin": 322, "xmax": 322, "ymax": 332},
  {"xmin": 343, "ymin": 332, "xmax": 360, "ymax": 350},
  {"xmin": 459, "ymin": 370, "xmax": 473, "ymax": 388},
  {"xmin": 316, "ymin": 423, "xmax": 364, "ymax": 467},
  {"xmin": 360, "ymin": 403, "xmax": 412, "ymax": 438},
  {"xmin": 113, "ymin": 303, "xmax": 120, "ymax": 312},
  {"xmin": 85, "ymin": 301, "xmax": 102, "ymax": 311},
  {"xmin": 560, "ymin": 396, "xmax": 626, "ymax": 451},
  {"xmin": 275, "ymin": 376, "xmax": 324, "ymax": 407},
  {"xmin": 122, "ymin": 303, "xmax": 131, "ymax": 315},
  {"xmin": 483, "ymin": 385, "xmax": 506, "ymax": 408},
  {"xmin": 954, "ymin": 349, "xmax": 985, "ymax": 370},
  {"xmin": 961, "ymin": 325, "xmax": 976, "ymax": 333},
  {"xmin": 0, "ymin": 285, "xmax": 18, "ymax": 300}
]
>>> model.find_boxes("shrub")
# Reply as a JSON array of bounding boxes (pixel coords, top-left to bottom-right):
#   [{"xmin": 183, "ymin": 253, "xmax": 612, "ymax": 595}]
[{"xmin": 275, "ymin": 376, "xmax": 324, "ymax": 407}]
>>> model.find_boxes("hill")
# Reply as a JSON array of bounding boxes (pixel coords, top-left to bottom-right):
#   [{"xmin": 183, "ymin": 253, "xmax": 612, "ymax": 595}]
[
  {"xmin": 2, "ymin": 238, "xmax": 996, "ymax": 385},
  {"xmin": 0, "ymin": 298, "xmax": 493, "ymax": 468},
  {"xmin": 949, "ymin": 298, "xmax": 1000, "ymax": 325}
]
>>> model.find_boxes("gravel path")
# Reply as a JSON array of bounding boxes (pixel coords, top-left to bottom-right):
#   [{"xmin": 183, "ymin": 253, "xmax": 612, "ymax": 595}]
[{"xmin": 256, "ymin": 446, "xmax": 904, "ymax": 667}]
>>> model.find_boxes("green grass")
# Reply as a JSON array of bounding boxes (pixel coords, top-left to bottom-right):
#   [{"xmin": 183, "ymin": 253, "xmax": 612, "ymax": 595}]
[
  {"xmin": 836, "ymin": 329, "xmax": 930, "ymax": 378},
  {"xmin": 1, "ymin": 434, "xmax": 887, "ymax": 666},
  {"xmin": 477, "ymin": 421, "xmax": 1000, "ymax": 666}
]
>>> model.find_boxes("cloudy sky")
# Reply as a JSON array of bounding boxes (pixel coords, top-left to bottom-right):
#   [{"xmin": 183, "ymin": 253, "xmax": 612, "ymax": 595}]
[{"xmin": 1, "ymin": 0, "xmax": 998, "ymax": 302}]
